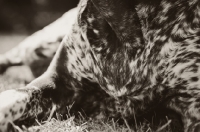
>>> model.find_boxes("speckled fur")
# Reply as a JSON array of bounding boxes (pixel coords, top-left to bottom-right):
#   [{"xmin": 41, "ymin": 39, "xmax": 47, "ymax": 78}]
[{"xmin": 0, "ymin": 0, "xmax": 200, "ymax": 131}]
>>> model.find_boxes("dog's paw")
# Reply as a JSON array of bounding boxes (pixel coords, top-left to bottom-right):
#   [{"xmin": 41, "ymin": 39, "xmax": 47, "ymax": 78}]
[{"xmin": 0, "ymin": 90, "xmax": 29, "ymax": 132}]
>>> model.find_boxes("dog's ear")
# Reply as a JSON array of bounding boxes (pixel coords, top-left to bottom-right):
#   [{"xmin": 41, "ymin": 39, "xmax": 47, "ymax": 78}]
[{"xmin": 91, "ymin": 0, "xmax": 144, "ymax": 47}]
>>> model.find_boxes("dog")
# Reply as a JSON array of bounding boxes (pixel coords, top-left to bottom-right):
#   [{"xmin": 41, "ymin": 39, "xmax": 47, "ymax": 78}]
[{"xmin": 0, "ymin": 0, "xmax": 200, "ymax": 131}]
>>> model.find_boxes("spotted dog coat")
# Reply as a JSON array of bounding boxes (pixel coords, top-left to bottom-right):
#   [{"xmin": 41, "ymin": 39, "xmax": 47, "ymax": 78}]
[{"xmin": 0, "ymin": 0, "xmax": 200, "ymax": 131}]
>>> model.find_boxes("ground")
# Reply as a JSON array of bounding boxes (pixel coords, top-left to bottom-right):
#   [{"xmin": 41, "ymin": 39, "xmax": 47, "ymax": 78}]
[{"xmin": 0, "ymin": 34, "xmax": 175, "ymax": 132}]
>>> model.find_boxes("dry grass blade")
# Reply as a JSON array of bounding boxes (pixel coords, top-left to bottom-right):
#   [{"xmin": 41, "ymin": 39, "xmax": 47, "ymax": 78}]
[
  {"xmin": 156, "ymin": 119, "xmax": 171, "ymax": 132},
  {"xmin": 123, "ymin": 117, "xmax": 132, "ymax": 132}
]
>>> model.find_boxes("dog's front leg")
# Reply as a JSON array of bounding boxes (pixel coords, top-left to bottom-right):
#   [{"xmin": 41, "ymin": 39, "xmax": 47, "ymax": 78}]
[
  {"xmin": 0, "ymin": 72, "xmax": 58, "ymax": 132},
  {"xmin": 0, "ymin": 37, "xmax": 72, "ymax": 131}
]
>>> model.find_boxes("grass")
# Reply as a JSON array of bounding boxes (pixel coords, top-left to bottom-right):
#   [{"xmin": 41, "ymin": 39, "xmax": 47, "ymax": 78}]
[
  {"xmin": 0, "ymin": 66, "xmax": 176, "ymax": 132},
  {"xmin": 0, "ymin": 34, "xmax": 181, "ymax": 132}
]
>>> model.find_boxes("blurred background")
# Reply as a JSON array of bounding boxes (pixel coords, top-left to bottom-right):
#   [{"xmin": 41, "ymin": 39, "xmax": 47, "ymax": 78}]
[
  {"xmin": 0, "ymin": 0, "xmax": 79, "ymax": 52},
  {"xmin": 0, "ymin": 0, "xmax": 79, "ymax": 83},
  {"xmin": 0, "ymin": 0, "xmax": 79, "ymax": 33}
]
